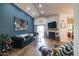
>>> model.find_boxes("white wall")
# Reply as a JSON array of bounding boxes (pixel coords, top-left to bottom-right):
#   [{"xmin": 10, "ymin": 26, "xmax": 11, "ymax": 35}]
[
  {"xmin": 34, "ymin": 15, "xmax": 59, "ymax": 37},
  {"xmin": 34, "ymin": 15, "xmax": 59, "ymax": 27},
  {"xmin": 59, "ymin": 13, "xmax": 73, "ymax": 42},
  {"xmin": 74, "ymin": 4, "xmax": 79, "ymax": 56},
  {"xmin": 34, "ymin": 14, "xmax": 73, "ymax": 42},
  {"xmin": 34, "ymin": 17, "xmax": 47, "ymax": 25}
]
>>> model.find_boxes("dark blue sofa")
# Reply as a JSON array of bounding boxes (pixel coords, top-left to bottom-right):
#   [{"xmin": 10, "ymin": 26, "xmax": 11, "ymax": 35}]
[{"xmin": 11, "ymin": 36, "xmax": 34, "ymax": 48}]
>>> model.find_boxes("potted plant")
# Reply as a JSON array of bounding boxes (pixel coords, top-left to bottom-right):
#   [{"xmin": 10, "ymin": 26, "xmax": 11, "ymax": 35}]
[
  {"xmin": 0, "ymin": 34, "xmax": 11, "ymax": 55},
  {"xmin": 0, "ymin": 34, "xmax": 10, "ymax": 43}
]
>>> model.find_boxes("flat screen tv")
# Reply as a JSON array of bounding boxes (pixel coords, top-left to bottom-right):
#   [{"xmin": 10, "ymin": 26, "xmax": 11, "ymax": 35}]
[{"xmin": 48, "ymin": 21, "xmax": 57, "ymax": 28}]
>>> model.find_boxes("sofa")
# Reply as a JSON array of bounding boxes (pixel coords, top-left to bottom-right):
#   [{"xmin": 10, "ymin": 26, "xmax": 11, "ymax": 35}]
[
  {"xmin": 39, "ymin": 42, "xmax": 74, "ymax": 56},
  {"xmin": 11, "ymin": 34, "xmax": 34, "ymax": 48}
]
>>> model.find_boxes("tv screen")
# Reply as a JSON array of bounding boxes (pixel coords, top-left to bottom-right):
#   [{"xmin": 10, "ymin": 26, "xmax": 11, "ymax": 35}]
[{"xmin": 48, "ymin": 21, "xmax": 57, "ymax": 28}]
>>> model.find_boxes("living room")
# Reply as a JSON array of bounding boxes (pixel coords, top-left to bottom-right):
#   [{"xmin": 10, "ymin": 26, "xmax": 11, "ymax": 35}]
[{"xmin": 0, "ymin": 3, "xmax": 74, "ymax": 56}]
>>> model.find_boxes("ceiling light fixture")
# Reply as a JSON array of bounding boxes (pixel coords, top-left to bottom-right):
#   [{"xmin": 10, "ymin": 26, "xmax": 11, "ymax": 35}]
[
  {"xmin": 41, "ymin": 11, "xmax": 44, "ymax": 14},
  {"xmin": 27, "ymin": 7, "xmax": 30, "ymax": 10},
  {"xmin": 38, "ymin": 4, "xmax": 42, "ymax": 8}
]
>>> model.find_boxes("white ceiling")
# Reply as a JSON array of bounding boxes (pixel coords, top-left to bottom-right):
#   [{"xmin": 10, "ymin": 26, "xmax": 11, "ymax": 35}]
[{"xmin": 14, "ymin": 3, "xmax": 74, "ymax": 18}]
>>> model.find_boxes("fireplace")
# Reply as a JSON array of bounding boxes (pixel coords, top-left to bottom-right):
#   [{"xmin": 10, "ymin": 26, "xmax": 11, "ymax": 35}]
[{"xmin": 49, "ymin": 32, "xmax": 55, "ymax": 39}]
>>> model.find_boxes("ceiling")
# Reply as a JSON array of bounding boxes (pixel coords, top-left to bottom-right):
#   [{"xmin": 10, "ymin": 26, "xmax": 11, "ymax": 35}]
[{"xmin": 14, "ymin": 3, "xmax": 74, "ymax": 18}]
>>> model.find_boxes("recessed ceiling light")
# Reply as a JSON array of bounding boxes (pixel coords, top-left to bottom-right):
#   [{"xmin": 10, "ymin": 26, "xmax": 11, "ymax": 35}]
[
  {"xmin": 27, "ymin": 7, "xmax": 30, "ymax": 10},
  {"xmin": 38, "ymin": 4, "xmax": 42, "ymax": 8},
  {"xmin": 32, "ymin": 12, "xmax": 36, "ymax": 15},
  {"xmin": 41, "ymin": 11, "xmax": 44, "ymax": 14}
]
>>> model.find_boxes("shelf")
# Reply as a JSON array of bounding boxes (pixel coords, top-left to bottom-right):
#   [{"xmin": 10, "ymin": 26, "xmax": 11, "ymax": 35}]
[
  {"xmin": 47, "ymin": 28, "xmax": 58, "ymax": 30},
  {"xmin": 47, "ymin": 28, "xmax": 59, "ymax": 32}
]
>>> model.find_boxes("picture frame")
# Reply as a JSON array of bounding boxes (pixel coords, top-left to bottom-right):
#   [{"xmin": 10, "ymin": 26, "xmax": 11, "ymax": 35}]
[
  {"xmin": 60, "ymin": 23, "xmax": 66, "ymax": 28},
  {"xmin": 14, "ymin": 16, "xmax": 28, "ymax": 31}
]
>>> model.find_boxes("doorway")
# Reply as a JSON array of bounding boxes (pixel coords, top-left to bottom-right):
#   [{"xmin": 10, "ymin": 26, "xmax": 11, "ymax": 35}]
[
  {"xmin": 36, "ymin": 25, "xmax": 45, "ymax": 38},
  {"xmin": 34, "ymin": 25, "xmax": 47, "ymax": 46},
  {"xmin": 34, "ymin": 25, "xmax": 45, "ymax": 38}
]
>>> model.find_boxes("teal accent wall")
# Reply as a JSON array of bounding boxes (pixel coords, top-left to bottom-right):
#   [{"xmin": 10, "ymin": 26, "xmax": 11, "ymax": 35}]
[{"xmin": 0, "ymin": 3, "xmax": 34, "ymax": 36}]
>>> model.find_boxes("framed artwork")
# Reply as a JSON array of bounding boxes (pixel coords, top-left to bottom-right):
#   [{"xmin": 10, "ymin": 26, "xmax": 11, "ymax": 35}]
[
  {"xmin": 60, "ymin": 23, "xmax": 66, "ymax": 28},
  {"xmin": 14, "ymin": 16, "xmax": 28, "ymax": 31}
]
